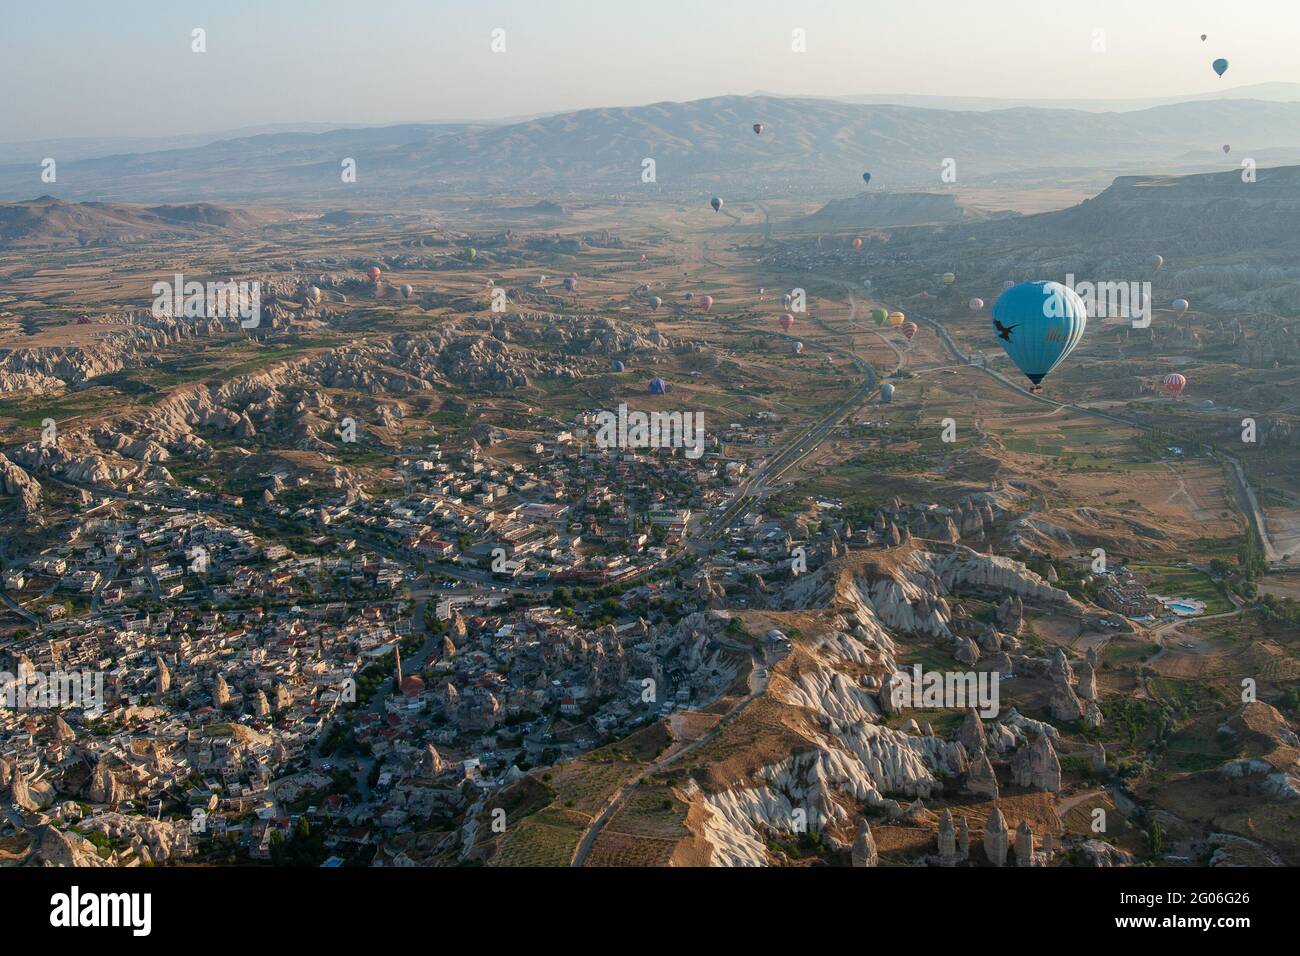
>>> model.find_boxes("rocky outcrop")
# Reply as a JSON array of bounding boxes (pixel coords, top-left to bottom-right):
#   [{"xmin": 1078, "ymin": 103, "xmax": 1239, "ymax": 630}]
[
  {"xmin": 1011, "ymin": 734, "xmax": 1062, "ymax": 792},
  {"xmin": 984, "ymin": 807, "xmax": 1009, "ymax": 866},
  {"xmin": 851, "ymin": 819, "xmax": 878, "ymax": 867}
]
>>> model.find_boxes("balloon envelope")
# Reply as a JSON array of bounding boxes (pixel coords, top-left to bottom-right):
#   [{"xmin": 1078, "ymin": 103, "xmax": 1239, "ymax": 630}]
[
  {"xmin": 698, "ymin": 295, "xmax": 714, "ymax": 311},
  {"xmin": 900, "ymin": 321, "xmax": 917, "ymax": 341},
  {"xmin": 862, "ymin": 172, "xmax": 872, "ymax": 184},
  {"xmin": 753, "ymin": 123, "xmax": 763, "ymax": 135},
  {"xmin": 1163, "ymin": 373, "xmax": 1187, "ymax": 396},
  {"xmin": 1150, "ymin": 254, "xmax": 1164, "ymax": 270},
  {"xmin": 710, "ymin": 196, "xmax": 723, "ymax": 212},
  {"xmin": 888, "ymin": 311, "xmax": 905, "ymax": 327},
  {"xmin": 969, "ymin": 297, "xmax": 985, "ymax": 312},
  {"xmin": 942, "ymin": 272, "xmax": 956, "ymax": 285},
  {"xmin": 990, "ymin": 281, "xmax": 1088, "ymax": 386},
  {"xmin": 611, "ymin": 360, "xmax": 625, "ymax": 372},
  {"xmin": 791, "ymin": 341, "xmax": 804, "ymax": 354},
  {"xmin": 852, "ymin": 238, "xmax": 863, "ymax": 250},
  {"xmin": 871, "ymin": 308, "xmax": 888, "ymax": 326},
  {"xmin": 778, "ymin": 313, "xmax": 795, "ymax": 332},
  {"xmin": 648, "ymin": 296, "xmax": 662, "ymax": 310},
  {"xmin": 1222, "ymin": 144, "xmax": 1231, "ymax": 154},
  {"xmin": 880, "ymin": 382, "xmax": 895, "ymax": 403},
  {"xmin": 366, "ymin": 266, "xmax": 382, "ymax": 282},
  {"xmin": 1212, "ymin": 57, "xmax": 1228, "ymax": 76},
  {"xmin": 1172, "ymin": 298, "xmax": 1189, "ymax": 315},
  {"xmin": 399, "ymin": 283, "xmax": 413, "ymax": 298},
  {"xmin": 648, "ymin": 378, "xmax": 668, "ymax": 395},
  {"xmin": 563, "ymin": 276, "xmax": 577, "ymax": 292}
]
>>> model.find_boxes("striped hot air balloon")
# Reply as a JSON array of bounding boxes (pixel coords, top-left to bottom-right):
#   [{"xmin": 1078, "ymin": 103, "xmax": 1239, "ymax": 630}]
[
  {"xmin": 888, "ymin": 311, "xmax": 905, "ymax": 328},
  {"xmin": 779, "ymin": 313, "xmax": 795, "ymax": 332},
  {"xmin": 900, "ymin": 321, "xmax": 917, "ymax": 342},
  {"xmin": 1163, "ymin": 372, "xmax": 1187, "ymax": 397}
]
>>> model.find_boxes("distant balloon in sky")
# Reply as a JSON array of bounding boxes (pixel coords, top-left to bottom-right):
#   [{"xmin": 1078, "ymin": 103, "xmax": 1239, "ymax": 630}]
[
  {"xmin": 685, "ymin": 292, "xmax": 694, "ymax": 300},
  {"xmin": 990, "ymin": 281, "xmax": 1087, "ymax": 387},
  {"xmin": 969, "ymin": 297, "xmax": 985, "ymax": 312},
  {"xmin": 778, "ymin": 313, "xmax": 795, "ymax": 332},
  {"xmin": 1172, "ymin": 298, "xmax": 1189, "ymax": 316},
  {"xmin": 711, "ymin": 196, "xmax": 723, "ymax": 212},
  {"xmin": 852, "ymin": 238, "xmax": 863, "ymax": 250},
  {"xmin": 366, "ymin": 266, "xmax": 382, "ymax": 282},
  {"xmin": 753, "ymin": 123, "xmax": 764, "ymax": 135},
  {"xmin": 942, "ymin": 272, "xmax": 956, "ymax": 285},
  {"xmin": 791, "ymin": 340, "xmax": 804, "ymax": 354},
  {"xmin": 871, "ymin": 308, "xmax": 888, "ymax": 326},
  {"xmin": 880, "ymin": 382, "xmax": 895, "ymax": 403},
  {"xmin": 862, "ymin": 279, "xmax": 873, "ymax": 292},
  {"xmin": 1149, "ymin": 254, "xmax": 1164, "ymax": 270},
  {"xmin": 888, "ymin": 311, "xmax": 905, "ymax": 327},
  {"xmin": 862, "ymin": 172, "xmax": 872, "ymax": 185},
  {"xmin": 612, "ymin": 359, "xmax": 625, "ymax": 372},
  {"xmin": 1212, "ymin": 57, "xmax": 1229, "ymax": 77},
  {"xmin": 466, "ymin": 247, "xmax": 477, "ymax": 260},
  {"xmin": 900, "ymin": 321, "xmax": 918, "ymax": 342},
  {"xmin": 1201, "ymin": 34, "xmax": 1207, "ymax": 41},
  {"xmin": 306, "ymin": 286, "xmax": 321, "ymax": 304},
  {"xmin": 698, "ymin": 294, "xmax": 714, "ymax": 311},
  {"xmin": 648, "ymin": 377, "xmax": 668, "ymax": 395},
  {"xmin": 1163, "ymin": 372, "xmax": 1187, "ymax": 396},
  {"xmin": 563, "ymin": 275, "xmax": 577, "ymax": 292},
  {"xmin": 399, "ymin": 283, "xmax": 413, "ymax": 298},
  {"xmin": 648, "ymin": 295, "xmax": 662, "ymax": 310},
  {"xmin": 1222, "ymin": 144, "xmax": 1231, "ymax": 154}
]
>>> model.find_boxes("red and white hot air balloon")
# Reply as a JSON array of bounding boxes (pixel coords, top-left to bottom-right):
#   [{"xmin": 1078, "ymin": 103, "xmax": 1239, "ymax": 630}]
[
  {"xmin": 1163, "ymin": 372, "xmax": 1187, "ymax": 397},
  {"xmin": 900, "ymin": 321, "xmax": 918, "ymax": 342},
  {"xmin": 697, "ymin": 295, "xmax": 714, "ymax": 311},
  {"xmin": 778, "ymin": 313, "xmax": 795, "ymax": 332},
  {"xmin": 366, "ymin": 266, "xmax": 382, "ymax": 283},
  {"xmin": 852, "ymin": 238, "xmax": 863, "ymax": 250}
]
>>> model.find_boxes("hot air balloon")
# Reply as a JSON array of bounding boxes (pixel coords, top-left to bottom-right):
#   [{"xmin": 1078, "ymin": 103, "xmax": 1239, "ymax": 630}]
[
  {"xmin": 862, "ymin": 172, "xmax": 872, "ymax": 185},
  {"xmin": 1201, "ymin": 34, "xmax": 1207, "ymax": 41},
  {"xmin": 1163, "ymin": 372, "xmax": 1187, "ymax": 397},
  {"xmin": 782, "ymin": 293, "xmax": 793, "ymax": 308},
  {"xmin": 862, "ymin": 280, "xmax": 873, "ymax": 292},
  {"xmin": 399, "ymin": 283, "xmax": 413, "ymax": 298},
  {"xmin": 791, "ymin": 341, "xmax": 804, "ymax": 354},
  {"xmin": 753, "ymin": 123, "xmax": 764, "ymax": 135},
  {"xmin": 990, "ymin": 281, "xmax": 1088, "ymax": 388},
  {"xmin": 942, "ymin": 272, "xmax": 956, "ymax": 285},
  {"xmin": 648, "ymin": 295, "xmax": 662, "ymax": 310},
  {"xmin": 563, "ymin": 275, "xmax": 577, "ymax": 292},
  {"xmin": 648, "ymin": 378, "xmax": 668, "ymax": 395},
  {"xmin": 612, "ymin": 360, "xmax": 625, "ymax": 372},
  {"xmin": 852, "ymin": 238, "xmax": 863, "ymax": 250},
  {"xmin": 778, "ymin": 313, "xmax": 795, "ymax": 332},
  {"xmin": 871, "ymin": 308, "xmax": 888, "ymax": 327},
  {"xmin": 698, "ymin": 295, "xmax": 714, "ymax": 311},
  {"xmin": 1150, "ymin": 254, "xmax": 1164, "ymax": 270},
  {"xmin": 880, "ymin": 382, "xmax": 895, "ymax": 403},
  {"xmin": 888, "ymin": 311, "xmax": 905, "ymax": 328},
  {"xmin": 1222, "ymin": 144, "xmax": 1231, "ymax": 155},
  {"xmin": 710, "ymin": 196, "xmax": 723, "ymax": 212},
  {"xmin": 900, "ymin": 321, "xmax": 918, "ymax": 342},
  {"xmin": 1212, "ymin": 57, "xmax": 1229, "ymax": 77},
  {"xmin": 466, "ymin": 248, "xmax": 477, "ymax": 260},
  {"xmin": 685, "ymin": 292, "xmax": 694, "ymax": 301},
  {"xmin": 1172, "ymin": 298, "xmax": 1189, "ymax": 316},
  {"xmin": 969, "ymin": 297, "xmax": 985, "ymax": 312},
  {"xmin": 366, "ymin": 266, "xmax": 382, "ymax": 282},
  {"xmin": 306, "ymin": 286, "xmax": 322, "ymax": 304}
]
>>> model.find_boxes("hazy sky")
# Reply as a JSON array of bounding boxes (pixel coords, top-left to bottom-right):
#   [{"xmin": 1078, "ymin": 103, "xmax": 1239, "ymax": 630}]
[{"xmin": 6, "ymin": 0, "xmax": 1300, "ymax": 141}]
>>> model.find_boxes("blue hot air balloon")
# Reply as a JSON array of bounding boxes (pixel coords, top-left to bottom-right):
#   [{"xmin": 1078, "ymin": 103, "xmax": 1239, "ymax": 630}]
[
  {"xmin": 990, "ymin": 281, "xmax": 1087, "ymax": 387},
  {"xmin": 611, "ymin": 360, "xmax": 625, "ymax": 372},
  {"xmin": 880, "ymin": 382, "xmax": 895, "ymax": 403},
  {"xmin": 1212, "ymin": 57, "xmax": 1228, "ymax": 77},
  {"xmin": 862, "ymin": 172, "xmax": 872, "ymax": 185},
  {"xmin": 648, "ymin": 378, "xmax": 668, "ymax": 395},
  {"xmin": 791, "ymin": 340, "xmax": 804, "ymax": 355}
]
